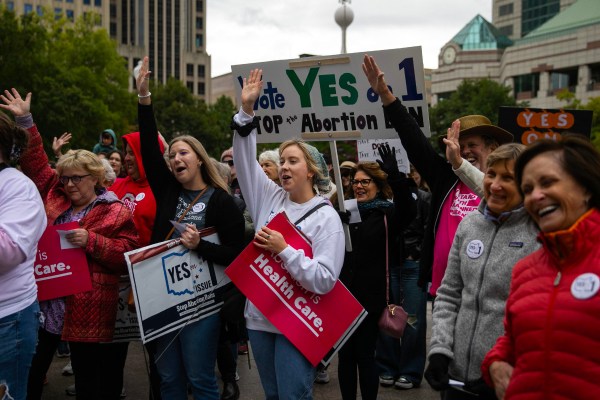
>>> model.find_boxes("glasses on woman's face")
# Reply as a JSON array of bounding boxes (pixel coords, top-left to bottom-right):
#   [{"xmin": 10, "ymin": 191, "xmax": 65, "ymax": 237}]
[
  {"xmin": 59, "ymin": 174, "xmax": 91, "ymax": 185},
  {"xmin": 222, "ymin": 159, "xmax": 234, "ymax": 167},
  {"xmin": 351, "ymin": 178, "xmax": 372, "ymax": 187}
]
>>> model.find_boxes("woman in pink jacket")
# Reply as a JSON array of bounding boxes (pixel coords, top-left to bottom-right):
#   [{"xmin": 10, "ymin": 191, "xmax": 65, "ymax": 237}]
[{"xmin": 482, "ymin": 135, "xmax": 600, "ymax": 399}]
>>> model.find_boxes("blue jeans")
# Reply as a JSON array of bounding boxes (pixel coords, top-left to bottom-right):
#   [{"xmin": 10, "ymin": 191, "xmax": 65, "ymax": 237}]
[
  {"xmin": 248, "ymin": 329, "xmax": 316, "ymax": 400},
  {"xmin": 376, "ymin": 260, "xmax": 427, "ymax": 385},
  {"xmin": 154, "ymin": 313, "xmax": 220, "ymax": 400},
  {"xmin": 0, "ymin": 300, "xmax": 40, "ymax": 400}
]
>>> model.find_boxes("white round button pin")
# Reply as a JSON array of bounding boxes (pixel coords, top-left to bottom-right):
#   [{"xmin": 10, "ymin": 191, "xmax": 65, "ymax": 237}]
[
  {"xmin": 193, "ymin": 202, "xmax": 205, "ymax": 213},
  {"xmin": 466, "ymin": 240, "xmax": 484, "ymax": 259},
  {"xmin": 571, "ymin": 273, "xmax": 600, "ymax": 300}
]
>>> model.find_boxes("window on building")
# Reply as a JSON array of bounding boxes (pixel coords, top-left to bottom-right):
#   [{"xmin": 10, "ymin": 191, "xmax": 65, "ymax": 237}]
[
  {"xmin": 7, "ymin": 2, "xmax": 15, "ymax": 11},
  {"xmin": 187, "ymin": 81, "xmax": 194, "ymax": 93},
  {"xmin": 95, "ymin": 0, "xmax": 102, "ymax": 7},
  {"xmin": 513, "ymin": 73, "xmax": 540, "ymax": 99},
  {"xmin": 196, "ymin": 34, "xmax": 203, "ymax": 48},
  {"xmin": 198, "ymin": 65, "xmax": 205, "ymax": 78},
  {"xmin": 54, "ymin": 7, "xmax": 62, "ymax": 19},
  {"xmin": 110, "ymin": 22, "xmax": 117, "ymax": 37},
  {"xmin": 522, "ymin": 0, "xmax": 560, "ymax": 36},
  {"xmin": 36, "ymin": 5, "xmax": 43, "ymax": 15},
  {"xmin": 437, "ymin": 91, "xmax": 454, "ymax": 101},
  {"xmin": 196, "ymin": 0, "xmax": 203, "ymax": 13},
  {"xmin": 589, "ymin": 63, "xmax": 600, "ymax": 91},
  {"xmin": 186, "ymin": 64, "xmax": 194, "ymax": 76},
  {"xmin": 83, "ymin": 0, "xmax": 90, "ymax": 4},
  {"xmin": 66, "ymin": 9, "xmax": 74, "ymax": 20},
  {"xmin": 196, "ymin": 17, "xmax": 203, "ymax": 30},
  {"xmin": 198, "ymin": 82, "xmax": 205, "ymax": 96},
  {"xmin": 24, "ymin": 3, "xmax": 33, "ymax": 14},
  {"xmin": 66, "ymin": 0, "xmax": 74, "ymax": 3},
  {"xmin": 499, "ymin": 3, "xmax": 513, "ymax": 16},
  {"xmin": 498, "ymin": 25, "xmax": 513, "ymax": 37},
  {"xmin": 110, "ymin": 3, "xmax": 116, "ymax": 17},
  {"xmin": 550, "ymin": 68, "xmax": 578, "ymax": 94}
]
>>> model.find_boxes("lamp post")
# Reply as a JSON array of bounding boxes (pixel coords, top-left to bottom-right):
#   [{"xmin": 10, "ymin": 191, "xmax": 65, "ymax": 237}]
[{"xmin": 334, "ymin": 0, "xmax": 354, "ymax": 54}]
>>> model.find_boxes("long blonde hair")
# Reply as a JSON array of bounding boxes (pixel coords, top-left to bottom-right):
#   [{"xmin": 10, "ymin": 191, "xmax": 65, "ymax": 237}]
[{"xmin": 168, "ymin": 136, "xmax": 229, "ymax": 193}]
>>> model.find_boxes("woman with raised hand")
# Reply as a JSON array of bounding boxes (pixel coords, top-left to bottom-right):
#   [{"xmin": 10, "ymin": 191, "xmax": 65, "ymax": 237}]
[
  {"xmin": 0, "ymin": 105, "xmax": 46, "ymax": 400},
  {"xmin": 337, "ymin": 143, "xmax": 417, "ymax": 400},
  {"xmin": 1, "ymin": 88, "xmax": 138, "ymax": 400},
  {"xmin": 232, "ymin": 69, "xmax": 345, "ymax": 399},
  {"xmin": 424, "ymin": 143, "xmax": 540, "ymax": 400},
  {"xmin": 136, "ymin": 57, "xmax": 245, "ymax": 400},
  {"xmin": 482, "ymin": 136, "xmax": 600, "ymax": 400}
]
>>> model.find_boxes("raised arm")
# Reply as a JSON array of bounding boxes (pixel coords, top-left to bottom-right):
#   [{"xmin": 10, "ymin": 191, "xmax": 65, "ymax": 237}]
[
  {"xmin": 445, "ymin": 119, "xmax": 484, "ymax": 197},
  {"xmin": 0, "ymin": 88, "xmax": 57, "ymax": 198},
  {"xmin": 135, "ymin": 56, "xmax": 175, "ymax": 194}
]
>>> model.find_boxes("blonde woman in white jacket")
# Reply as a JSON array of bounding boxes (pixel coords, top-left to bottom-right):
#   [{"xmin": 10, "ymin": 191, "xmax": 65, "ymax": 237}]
[{"xmin": 232, "ymin": 69, "xmax": 345, "ymax": 400}]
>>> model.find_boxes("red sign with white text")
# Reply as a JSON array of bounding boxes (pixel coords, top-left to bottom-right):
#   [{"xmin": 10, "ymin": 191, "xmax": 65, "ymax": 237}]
[
  {"xmin": 35, "ymin": 222, "xmax": 92, "ymax": 301},
  {"xmin": 226, "ymin": 212, "xmax": 366, "ymax": 367}
]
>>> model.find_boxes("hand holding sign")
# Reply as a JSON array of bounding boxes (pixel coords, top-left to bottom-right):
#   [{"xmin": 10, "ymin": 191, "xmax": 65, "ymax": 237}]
[
  {"xmin": 180, "ymin": 224, "xmax": 200, "ymax": 250},
  {"xmin": 254, "ymin": 226, "xmax": 287, "ymax": 254},
  {"xmin": 66, "ymin": 228, "xmax": 89, "ymax": 248}
]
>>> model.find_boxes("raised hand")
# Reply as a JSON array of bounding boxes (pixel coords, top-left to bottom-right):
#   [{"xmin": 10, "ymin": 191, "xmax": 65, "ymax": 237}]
[
  {"xmin": 376, "ymin": 142, "xmax": 400, "ymax": 179},
  {"xmin": 241, "ymin": 68, "xmax": 263, "ymax": 115},
  {"xmin": 0, "ymin": 88, "xmax": 31, "ymax": 117},
  {"xmin": 361, "ymin": 55, "xmax": 394, "ymax": 105},
  {"xmin": 443, "ymin": 119, "xmax": 463, "ymax": 169},
  {"xmin": 52, "ymin": 132, "xmax": 72, "ymax": 158},
  {"xmin": 135, "ymin": 56, "xmax": 151, "ymax": 100}
]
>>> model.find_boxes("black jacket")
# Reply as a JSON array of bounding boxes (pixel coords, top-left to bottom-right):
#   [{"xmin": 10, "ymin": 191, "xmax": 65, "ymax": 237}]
[
  {"xmin": 138, "ymin": 103, "xmax": 245, "ymax": 267},
  {"xmin": 340, "ymin": 175, "xmax": 416, "ymax": 314},
  {"xmin": 383, "ymin": 99, "xmax": 459, "ymax": 289}
]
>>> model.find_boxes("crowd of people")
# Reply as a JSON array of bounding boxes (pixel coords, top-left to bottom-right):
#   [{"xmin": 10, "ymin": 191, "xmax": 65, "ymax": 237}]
[{"xmin": 0, "ymin": 52, "xmax": 599, "ymax": 400}]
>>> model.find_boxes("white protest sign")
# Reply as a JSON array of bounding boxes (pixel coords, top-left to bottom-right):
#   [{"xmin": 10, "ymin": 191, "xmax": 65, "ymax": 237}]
[
  {"xmin": 356, "ymin": 138, "xmax": 410, "ymax": 174},
  {"xmin": 125, "ymin": 229, "xmax": 229, "ymax": 343},
  {"xmin": 231, "ymin": 47, "xmax": 430, "ymax": 144}
]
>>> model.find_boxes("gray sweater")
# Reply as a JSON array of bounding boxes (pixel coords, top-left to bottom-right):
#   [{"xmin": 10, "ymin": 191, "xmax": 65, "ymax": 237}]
[{"xmin": 428, "ymin": 202, "xmax": 539, "ymax": 382}]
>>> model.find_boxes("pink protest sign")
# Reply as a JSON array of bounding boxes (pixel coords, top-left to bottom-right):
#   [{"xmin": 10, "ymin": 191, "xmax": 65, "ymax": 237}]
[
  {"xmin": 226, "ymin": 212, "xmax": 366, "ymax": 366},
  {"xmin": 35, "ymin": 222, "xmax": 91, "ymax": 301}
]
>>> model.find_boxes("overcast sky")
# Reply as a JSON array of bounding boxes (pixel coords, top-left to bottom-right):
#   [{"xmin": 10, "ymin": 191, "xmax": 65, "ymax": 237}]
[{"xmin": 206, "ymin": 0, "xmax": 492, "ymax": 77}]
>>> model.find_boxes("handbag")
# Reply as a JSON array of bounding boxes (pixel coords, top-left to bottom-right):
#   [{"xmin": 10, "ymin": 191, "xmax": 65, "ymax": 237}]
[
  {"xmin": 378, "ymin": 214, "xmax": 408, "ymax": 339},
  {"xmin": 128, "ymin": 187, "xmax": 208, "ymax": 313}
]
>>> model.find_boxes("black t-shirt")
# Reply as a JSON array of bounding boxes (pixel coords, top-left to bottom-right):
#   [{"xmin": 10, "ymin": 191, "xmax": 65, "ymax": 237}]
[{"xmin": 172, "ymin": 187, "xmax": 214, "ymax": 237}]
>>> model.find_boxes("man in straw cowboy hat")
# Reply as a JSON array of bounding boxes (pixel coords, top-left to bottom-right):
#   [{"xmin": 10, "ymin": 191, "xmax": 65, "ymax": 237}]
[{"xmin": 362, "ymin": 54, "xmax": 513, "ymax": 300}]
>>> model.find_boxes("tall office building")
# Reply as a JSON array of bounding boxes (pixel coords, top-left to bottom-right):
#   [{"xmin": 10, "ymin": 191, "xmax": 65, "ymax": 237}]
[
  {"xmin": 1, "ymin": 0, "xmax": 211, "ymax": 100},
  {"xmin": 432, "ymin": 0, "xmax": 600, "ymax": 109},
  {"xmin": 492, "ymin": 0, "xmax": 577, "ymax": 40}
]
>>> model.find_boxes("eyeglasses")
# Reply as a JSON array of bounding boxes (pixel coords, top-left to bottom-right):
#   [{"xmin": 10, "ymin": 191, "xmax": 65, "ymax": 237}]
[
  {"xmin": 222, "ymin": 159, "xmax": 234, "ymax": 167},
  {"xmin": 341, "ymin": 171, "xmax": 351, "ymax": 178},
  {"xmin": 351, "ymin": 178, "xmax": 372, "ymax": 187},
  {"xmin": 59, "ymin": 174, "xmax": 91, "ymax": 185}
]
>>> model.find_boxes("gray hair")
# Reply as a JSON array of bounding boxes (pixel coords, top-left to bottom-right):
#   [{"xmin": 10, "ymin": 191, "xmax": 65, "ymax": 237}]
[{"xmin": 259, "ymin": 149, "xmax": 279, "ymax": 166}]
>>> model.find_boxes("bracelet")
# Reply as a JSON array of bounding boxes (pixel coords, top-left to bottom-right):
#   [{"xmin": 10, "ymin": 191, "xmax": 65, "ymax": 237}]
[{"xmin": 138, "ymin": 92, "xmax": 151, "ymax": 98}]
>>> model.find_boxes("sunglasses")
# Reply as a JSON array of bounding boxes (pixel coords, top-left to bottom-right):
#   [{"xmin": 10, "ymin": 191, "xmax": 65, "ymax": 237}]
[
  {"xmin": 351, "ymin": 178, "xmax": 372, "ymax": 187},
  {"xmin": 222, "ymin": 159, "xmax": 234, "ymax": 167},
  {"xmin": 59, "ymin": 174, "xmax": 91, "ymax": 185}
]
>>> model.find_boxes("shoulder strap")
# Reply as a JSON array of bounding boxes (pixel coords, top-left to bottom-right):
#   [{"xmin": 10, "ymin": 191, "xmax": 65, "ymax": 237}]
[
  {"xmin": 165, "ymin": 186, "xmax": 209, "ymax": 240},
  {"xmin": 294, "ymin": 202, "xmax": 329, "ymax": 225}
]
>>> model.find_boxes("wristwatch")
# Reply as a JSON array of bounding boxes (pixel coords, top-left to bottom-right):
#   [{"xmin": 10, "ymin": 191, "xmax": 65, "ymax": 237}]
[{"xmin": 230, "ymin": 115, "xmax": 259, "ymax": 137}]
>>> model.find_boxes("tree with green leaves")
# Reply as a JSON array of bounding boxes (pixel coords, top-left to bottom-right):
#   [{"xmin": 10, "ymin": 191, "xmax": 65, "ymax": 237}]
[
  {"xmin": 0, "ymin": 7, "xmax": 135, "ymax": 153},
  {"xmin": 556, "ymin": 89, "xmax": 600, "ymax": 150},
  {"xmin": 429, "ymin": 78, "xmax": 519, "ymax": 149}
]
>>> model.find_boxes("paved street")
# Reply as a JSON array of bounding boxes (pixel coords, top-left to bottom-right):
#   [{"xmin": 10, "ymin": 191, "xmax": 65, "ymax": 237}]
[{"xmin": 41, "ymin": 303, "xmax": 439, "ymax": 400}]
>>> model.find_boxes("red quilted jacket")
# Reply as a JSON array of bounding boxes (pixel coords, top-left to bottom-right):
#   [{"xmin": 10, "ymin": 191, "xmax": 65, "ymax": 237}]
[
  {"xmin": 20, "ymin": 124, "xmax": 139, "ymax": 342},
  {"xmin": 482, "ymin": 209, "xmax": 600, "ymax": 398}
]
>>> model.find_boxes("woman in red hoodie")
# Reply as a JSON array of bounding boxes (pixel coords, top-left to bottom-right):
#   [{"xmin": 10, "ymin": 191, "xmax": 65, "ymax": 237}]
[{"xmin": 482, "ymin": 136, "xmax": 600, "ymax": 399}]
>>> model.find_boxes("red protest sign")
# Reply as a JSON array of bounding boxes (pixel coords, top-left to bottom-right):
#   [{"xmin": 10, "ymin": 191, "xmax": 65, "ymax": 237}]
[
  {"xmin": 226, "ymin": 212, "xmax": 366, "ymax": 367},
  {"xmin": 35, "ymin": 222, "xmax": 92, "ymax": 301}
]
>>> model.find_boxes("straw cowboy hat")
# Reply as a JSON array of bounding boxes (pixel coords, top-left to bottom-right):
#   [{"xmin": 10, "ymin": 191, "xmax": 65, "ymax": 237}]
[{"xmin": 437, "ymin": 115, "xmax": 513, "ymax": 148}]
